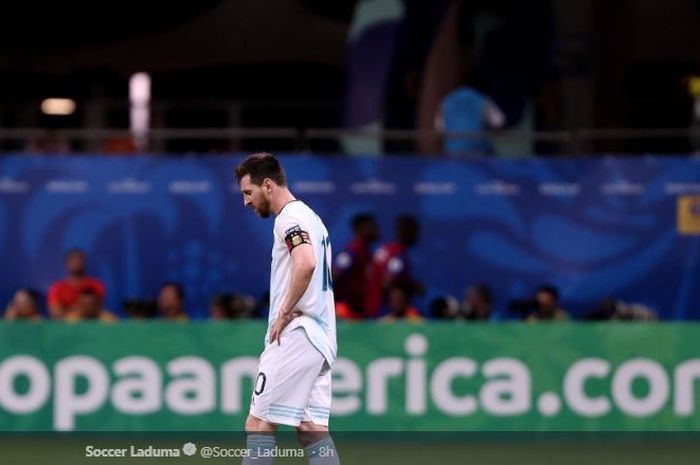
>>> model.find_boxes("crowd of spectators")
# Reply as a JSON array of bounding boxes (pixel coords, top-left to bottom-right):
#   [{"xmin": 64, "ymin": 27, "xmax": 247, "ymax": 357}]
[
  {"xmin": 3, "ymin": 249, "xmax": 258, "ymax": 322},
  {"xmin": 2, "ymin": 217, "xmax": 657, "ymax": 323},
  {"xmin": 331, "ymin": 213, "xmax": 657, "ymax": 323}
]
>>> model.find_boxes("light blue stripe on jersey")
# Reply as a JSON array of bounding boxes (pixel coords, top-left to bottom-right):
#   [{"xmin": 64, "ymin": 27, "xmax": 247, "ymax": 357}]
[
  {"xmin": 267, "ymin": 409, "xmax": 304, "ymax": 421},
  {"xmin": 268, "ymin": 406, "xmax": 303, "ymax": 414},
  {"xmin": 307, "ymin": 405, "xmax": 330, "ymax": 412},
  {"xmin": 267, "ymin": 412, "xmax": 303, "ymax": 421},
  {"xmin": 307, "ymin": 408, "xmax": 330, "ymax": 418},
  {"xmin": 270, "ymin": 404, "xmax": 304, "ymax": 413},
  {"xmin": 268, "ymin": 406, "xmax": 303, "ymax": 415},
  {"xmin": 268, "ymin": 410, "xmax": 304, "ymax": 420}
]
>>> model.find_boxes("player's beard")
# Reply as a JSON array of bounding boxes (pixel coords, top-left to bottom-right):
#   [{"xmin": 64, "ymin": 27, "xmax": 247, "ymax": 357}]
[{"xmin": 255, "ymin": 197, "xmax": 272, "ymax": 218}]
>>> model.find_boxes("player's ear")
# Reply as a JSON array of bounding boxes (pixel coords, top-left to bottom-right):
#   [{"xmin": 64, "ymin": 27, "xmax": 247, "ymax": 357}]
[{"xmin": 263, "ymin": 178, "xmax": 273, "ymax": 192}]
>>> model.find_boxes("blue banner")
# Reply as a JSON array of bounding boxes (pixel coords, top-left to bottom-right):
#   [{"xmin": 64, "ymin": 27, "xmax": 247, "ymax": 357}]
[{"xmin": 1, "ymin": 155, "xmax": 699, "ymax": 319}]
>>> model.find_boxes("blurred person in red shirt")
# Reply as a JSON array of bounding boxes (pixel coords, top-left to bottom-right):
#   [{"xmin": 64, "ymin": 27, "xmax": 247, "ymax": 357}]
[
  {"xmin": 47, "ymin": 249, "xmax": 106, "ymax": 319},
  {"xmin": 365, "ymin": 214, "xmax": 424, "ymax": 317},
  {"xmin": 333, "ymin": 213, "xmax": 379, "ymax": 320}
]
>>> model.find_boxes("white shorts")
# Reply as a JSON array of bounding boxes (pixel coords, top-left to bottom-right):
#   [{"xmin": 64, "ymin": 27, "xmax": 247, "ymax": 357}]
[{"xmin": 249, "ymin": 327, "xmax": 331, "ymax": 427}]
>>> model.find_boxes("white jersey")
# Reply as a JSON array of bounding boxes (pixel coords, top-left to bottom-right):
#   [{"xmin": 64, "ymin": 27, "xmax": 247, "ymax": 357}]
[{"xmin": 267, "ymin": 200, "xmax": 337, "ymax": 368}]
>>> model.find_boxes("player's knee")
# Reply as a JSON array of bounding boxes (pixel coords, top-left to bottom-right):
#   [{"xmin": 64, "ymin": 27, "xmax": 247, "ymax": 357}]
[
  {"xmin": 296, "ymin": 422, "xmax": 328, "ymax": 446},
  {"xmin": 245, "ymin": 415, "xmax": 276, "ymax": 433}
]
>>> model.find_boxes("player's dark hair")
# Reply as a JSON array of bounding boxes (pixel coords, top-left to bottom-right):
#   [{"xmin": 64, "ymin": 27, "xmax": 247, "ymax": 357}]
[{"xmin": 235, "ymin": 152, "xmax": 287, "ymax": 187}]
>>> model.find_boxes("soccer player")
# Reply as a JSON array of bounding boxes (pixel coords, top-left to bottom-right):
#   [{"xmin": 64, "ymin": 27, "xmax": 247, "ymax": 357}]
[
  {"xmin": 235, "ymin": 153, "xmax": 339, "ymax": 465},
  {"xmin": 364, "ymin": 214, "xmax": 424, "ymax": 317},
  {"xmin": 332, "ymin": 213, "xmax": 379, "ymax": 319}
]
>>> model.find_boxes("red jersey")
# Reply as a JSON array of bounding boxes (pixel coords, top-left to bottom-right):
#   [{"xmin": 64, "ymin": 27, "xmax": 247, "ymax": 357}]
[
  {"xmin": 48, "ymin": 277, "xmax": 106, "ymax": 310},
  {"xmin": 332, "ymin": 237, "xmax": 373, "ymax": 317},
  {"xmin": 364, "ymin": 242, "xmax": 412, "ymax": 317}
]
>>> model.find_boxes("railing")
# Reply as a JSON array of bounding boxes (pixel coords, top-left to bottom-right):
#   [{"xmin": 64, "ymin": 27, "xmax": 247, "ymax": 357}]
[{"xmin": 1, "ymin": 127, "xmax": 700, "ymax": 156}]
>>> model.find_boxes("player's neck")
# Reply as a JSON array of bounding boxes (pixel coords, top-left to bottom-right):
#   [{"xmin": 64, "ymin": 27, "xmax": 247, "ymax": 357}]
[{"xmin": 271, "ymin": 188, "xmax": 296, "ymax": 216}]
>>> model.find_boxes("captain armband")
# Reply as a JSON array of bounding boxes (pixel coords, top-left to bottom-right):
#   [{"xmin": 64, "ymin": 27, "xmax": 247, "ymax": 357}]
[{"xmin": 284, "ymin": 225, "xmax": 311, "ymax": 252}]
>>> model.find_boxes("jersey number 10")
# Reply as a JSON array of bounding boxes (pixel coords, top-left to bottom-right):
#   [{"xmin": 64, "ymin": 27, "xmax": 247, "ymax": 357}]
[{"xmin": 321, "ymin": 236, "xmax": 333, "ymax": 292}]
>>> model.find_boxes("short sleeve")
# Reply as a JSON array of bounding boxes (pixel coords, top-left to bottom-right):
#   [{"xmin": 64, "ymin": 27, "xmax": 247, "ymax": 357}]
[{"xmin": 275, "ymin": 213, "xmax": 313, "ymax": 253}]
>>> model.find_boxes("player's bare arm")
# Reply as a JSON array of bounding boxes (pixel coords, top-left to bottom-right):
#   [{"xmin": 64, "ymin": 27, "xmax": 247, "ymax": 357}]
[{"xmin": 269, "ymin": 242, "xmax": 316, "ymax": 345}]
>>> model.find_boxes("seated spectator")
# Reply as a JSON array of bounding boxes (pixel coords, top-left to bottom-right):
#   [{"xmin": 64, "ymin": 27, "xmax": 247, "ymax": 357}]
[
  {"xmin": 47, "ymin": 249, "xmax": 106, "ymax": 319},
  {"xmin": 430, "ymin": 295, "xmax": 460, "ymax": 320},
  {"xmin": 382, "ymin": 285, "xmax": 423, "ymax": 322},
  {"xmin": 123, "ymin": 298, "xmax": 158, "ymax": 319},
  {"xmin": 366, "ymin": 215, "xmax": 425, "ymax": 317},
  {"xmin": 211, "ymin": 294, "xmax": 234, "ymax": 320},
  {"xmin": 333, "ymin": 213, "xmax": 379, "ymax": 320},
  {"xmin": 462, "ymin": 284, "xmax": 495, "ymax": 321},
  {"xmin": 527, "ymin": 285, "xmax": 569, "ymax": 322},
  {"xmin": 65, "ymin": 288, "xmax": 117, "ymax": 322},
  {"xmin": 157, "ymin": 282, "xmax": 189, "ymax": 320},
  {"xmin": 585, "ymin": 298, "xmax": 657, "ymax": 321},
  {"xmin": 4, "ymin": 288, "xmax": 42, "ymax": 321},
  {"xmin": 210, "ymin": 293, "xmax": 258, "ymax": 319}
]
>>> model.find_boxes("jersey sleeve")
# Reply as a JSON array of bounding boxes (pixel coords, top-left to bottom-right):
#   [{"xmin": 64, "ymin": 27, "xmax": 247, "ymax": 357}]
[{"xmin": 275, "ymin": 213, "xmax": 313, "ymax": 254}]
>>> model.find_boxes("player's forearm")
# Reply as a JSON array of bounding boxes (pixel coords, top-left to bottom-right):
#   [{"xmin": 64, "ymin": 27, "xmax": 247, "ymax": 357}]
[{"xmin": 279, "ymin": 263, "xmax": 315, "ymax": 316}]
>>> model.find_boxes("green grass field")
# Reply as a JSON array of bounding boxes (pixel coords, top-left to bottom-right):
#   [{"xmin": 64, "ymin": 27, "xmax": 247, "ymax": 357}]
[{"xmin": 3, "ymin": 435, "xmax": 700, "ymax": 465}]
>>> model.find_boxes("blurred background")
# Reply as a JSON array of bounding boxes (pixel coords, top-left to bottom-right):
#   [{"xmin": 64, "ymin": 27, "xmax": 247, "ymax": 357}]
[
  {"xmin": 2, "ymin": 0, "xmax": 700, "ymax": 456},
  {"xmin": 1, "ymin": 0, "xmax": 699, "ymax": 156}
]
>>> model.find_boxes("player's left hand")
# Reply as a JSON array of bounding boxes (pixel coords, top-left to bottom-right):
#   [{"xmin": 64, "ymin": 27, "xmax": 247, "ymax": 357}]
[{"xmin": 269, "ymin": 310, "xmax": 301, "ymax": 345}]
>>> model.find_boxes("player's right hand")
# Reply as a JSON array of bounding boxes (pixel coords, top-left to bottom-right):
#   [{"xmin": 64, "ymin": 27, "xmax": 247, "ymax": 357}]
[{"xmin": 269, "ymin": 310, "xmax": 301, "ymax": 345}]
